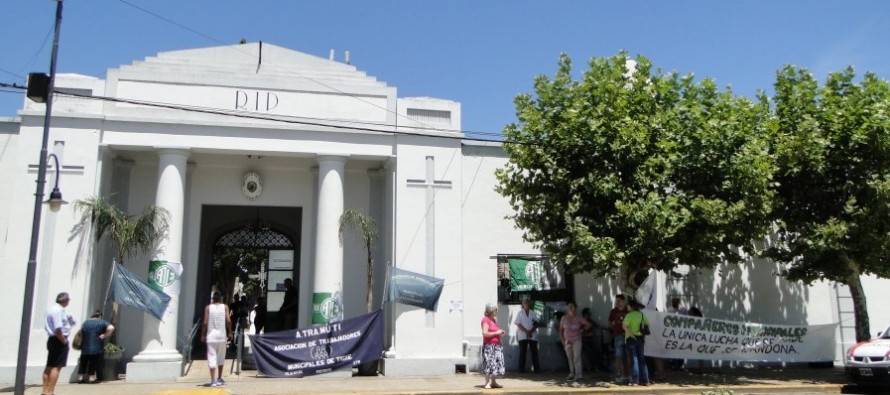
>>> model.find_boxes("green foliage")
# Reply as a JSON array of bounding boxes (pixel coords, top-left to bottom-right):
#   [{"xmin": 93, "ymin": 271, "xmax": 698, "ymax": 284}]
[
  {"xmin": 75, "ymin": 196, "xmax": 169, "ymax": 265},
  {"xmin": 339, "ymin": 209, "xmax": 378, "ymax": 312},
  {"xmin": 764, "ymin": 65, "xmax": 890, "ymax": 341},
  {"xmin": 212, "ymin": 247, "xmax": 267, "ymax": 301},
  {"xmin": 497, "ymin": 52, "xmax": 774, "ymax": 289},
  {"xmin": 104, "ymin": 342, "xmax": 124, "ymax": 354}
]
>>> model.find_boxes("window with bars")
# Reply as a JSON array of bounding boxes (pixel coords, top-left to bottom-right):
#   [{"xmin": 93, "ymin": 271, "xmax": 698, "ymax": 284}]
[{"xmin": 215, "ymin": 228, "xmax": 294, "ymax": 249}]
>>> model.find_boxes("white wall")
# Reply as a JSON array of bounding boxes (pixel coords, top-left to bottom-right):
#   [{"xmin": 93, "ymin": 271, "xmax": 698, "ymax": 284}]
[{"xmin": 391, "ymin": 135, "xmax": 464, "ymax": 359}]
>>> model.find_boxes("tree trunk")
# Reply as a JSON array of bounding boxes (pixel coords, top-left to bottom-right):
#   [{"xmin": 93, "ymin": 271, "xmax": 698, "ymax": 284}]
[
  {"xmin": 366, "ymin": 254, "xmax": 374, "ymax": 313},
  {"xmin": 846, "ymin": 262, "xmax": 871, "ymax": 342}
]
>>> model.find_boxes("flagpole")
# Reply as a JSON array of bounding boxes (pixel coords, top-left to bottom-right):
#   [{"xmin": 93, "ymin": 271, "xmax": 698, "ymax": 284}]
[
  {"xmin": 103, "ymin": 259, "xmax": 117, "ymax": 305},
  {"xmin": 380, "ymin": 265, "xmax": 389, "ymax": 311},
  {"xmin": 386, "ymin": 262, "xmax": 396, "ymax": 357}
]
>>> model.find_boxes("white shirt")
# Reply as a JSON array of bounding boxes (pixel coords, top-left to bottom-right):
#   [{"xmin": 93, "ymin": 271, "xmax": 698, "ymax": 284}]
[
  {"xmin": 514, "ymin": 308, "xmax": 539, "ymax": 341},
  {"xmin": 206, "ymin": 303, "xmax": 228, "ymax": 343},
  {"xmin": 668, "ymin": 306, "xmax": 688, "ymax": 315},
  {"xmin": 44, "ymin": 303, "xmax": 75, "ymax": 338}
]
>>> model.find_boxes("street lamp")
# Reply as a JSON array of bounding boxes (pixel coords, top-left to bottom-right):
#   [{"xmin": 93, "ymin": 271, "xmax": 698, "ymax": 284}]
[
  {"xmin": 45, "ymin": 153, "xmax": 68, "ymax": 213},
  {"xmin": 15, "ymin": 1, "xmax": 65, "ymax": 394}
]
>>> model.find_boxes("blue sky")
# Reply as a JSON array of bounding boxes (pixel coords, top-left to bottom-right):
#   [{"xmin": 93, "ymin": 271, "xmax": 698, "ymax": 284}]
[{"xmin": 2, "ymin": 1, "xmax": 889, "ymax": 138}]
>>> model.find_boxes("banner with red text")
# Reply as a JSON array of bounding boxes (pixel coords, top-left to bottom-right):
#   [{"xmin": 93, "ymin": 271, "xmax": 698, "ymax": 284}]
[{"xmin": 644, "ymin": 310, "xmax": 837, "ymax": 362}]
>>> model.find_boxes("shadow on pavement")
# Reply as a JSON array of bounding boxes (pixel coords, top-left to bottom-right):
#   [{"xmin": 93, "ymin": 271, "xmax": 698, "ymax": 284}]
[{"xmin": 501, "ymin": 365, "xmax": 847, "ymax": 389}]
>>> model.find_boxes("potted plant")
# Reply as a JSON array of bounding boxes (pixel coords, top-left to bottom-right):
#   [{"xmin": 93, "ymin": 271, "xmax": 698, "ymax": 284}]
[
  {"xmin": 339, "ymin": 209, "xmax": 379, "ymax": 375},
  {"xmin": 101, "ymin": 343, "xmax": 125, "ymax": 381}
]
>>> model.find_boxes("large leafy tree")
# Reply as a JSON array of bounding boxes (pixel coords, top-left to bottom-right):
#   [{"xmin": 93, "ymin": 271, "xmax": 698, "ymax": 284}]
[
  {"xmin": 497, "ymin": 53, "xmax": 774, "ymax": 290},
  {"xmin": 765, "ymin": 66, "xmax": 890, "ymax": 342}
]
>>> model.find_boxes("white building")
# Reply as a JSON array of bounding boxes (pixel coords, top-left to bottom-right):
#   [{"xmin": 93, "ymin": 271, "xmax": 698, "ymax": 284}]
[{"xmin": 0, "ymin": 43, "xmax": 887, "ymax": 383}]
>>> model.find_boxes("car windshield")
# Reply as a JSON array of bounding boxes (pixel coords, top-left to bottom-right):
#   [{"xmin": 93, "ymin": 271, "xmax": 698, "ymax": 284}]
[{"xmin": 882, "ymin": 326, "xmax": 890, "ymax": 339}]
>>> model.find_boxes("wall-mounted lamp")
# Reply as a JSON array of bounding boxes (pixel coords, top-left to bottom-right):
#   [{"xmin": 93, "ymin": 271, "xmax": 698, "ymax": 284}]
[{"xmin": 44, "ymin": 153, "xmax": 67, "ymax": 212}]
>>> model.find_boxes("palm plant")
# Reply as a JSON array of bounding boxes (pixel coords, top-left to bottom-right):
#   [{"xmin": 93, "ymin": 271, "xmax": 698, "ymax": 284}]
[
  {"xmin": 75, "ymin": 196, "xmax": 169, "ymax": 348},
  {"xmin": 75, "ymin": 196, "xmax": 169, "ymax": 265},
  {"xmin": 338, "ymin": 209, "xmax": 378, "ymax": 313}
]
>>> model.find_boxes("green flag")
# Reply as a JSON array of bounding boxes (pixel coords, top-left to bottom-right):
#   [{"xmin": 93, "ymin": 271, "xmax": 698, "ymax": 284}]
[{"xmin": 508, "ymin": 259, "xmax": 542, "ymax": 292}]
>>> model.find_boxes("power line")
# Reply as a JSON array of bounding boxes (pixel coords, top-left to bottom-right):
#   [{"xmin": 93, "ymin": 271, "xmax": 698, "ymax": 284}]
[
  {"xmin": 1, "ymin": 81, "xmax": 512, "ymax": 143},
  {"xmin": 115, "ymin": 0, "xmax": 231, "ymax": 47},
  {"xmin": 53, "ymin": 88, "xmax": 518, "ymax": 144},
  {"xmin": 0, "ymin": 66, "xmax": 24, "ymax": 80},
  {"xmin": 18, "ymin": 21, "xmax": 56, "ymax": 76}
]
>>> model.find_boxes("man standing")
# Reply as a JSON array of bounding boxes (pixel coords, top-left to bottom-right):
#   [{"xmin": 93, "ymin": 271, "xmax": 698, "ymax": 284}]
[
  {"xmin": 514, "ymin": 298, "xmax": 540, "ymax": 373},
  {"xmin": 279, "ymin": 278, "xmax": 298, "ymax": 330},
  {"xmin": 667, "ymin": 297, "xmax": 688, "ymax": 315},
  {"xmin": 607, "ymin": 294, "xmax": 629, "ymax": 384},
  {"xmin": 44, "ymin": 292, "xmax": 75, "ymax": 395}
]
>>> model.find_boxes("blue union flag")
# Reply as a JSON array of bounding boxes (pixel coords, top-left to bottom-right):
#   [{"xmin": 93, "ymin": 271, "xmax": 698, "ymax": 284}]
[{"xmin": 106, "ymin": 262, "xmax": 171, "ymax": 320}]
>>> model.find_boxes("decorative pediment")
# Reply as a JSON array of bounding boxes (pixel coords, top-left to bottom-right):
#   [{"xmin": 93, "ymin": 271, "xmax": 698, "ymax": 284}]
[{"xmin": 104, "ymin": 43, "xmax": 395, "ymax": 124}]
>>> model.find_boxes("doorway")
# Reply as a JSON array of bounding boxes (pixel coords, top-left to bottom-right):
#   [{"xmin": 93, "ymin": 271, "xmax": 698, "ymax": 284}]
[{"xmin": 195, "ymin": 205, "xmax": 302, "ymax": 349}]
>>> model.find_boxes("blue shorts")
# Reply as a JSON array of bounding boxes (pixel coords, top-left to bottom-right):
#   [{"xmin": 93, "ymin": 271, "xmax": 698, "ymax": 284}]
[{"xmin": 613, "ymin": 334, "xmax": 626, "ymax": 357}]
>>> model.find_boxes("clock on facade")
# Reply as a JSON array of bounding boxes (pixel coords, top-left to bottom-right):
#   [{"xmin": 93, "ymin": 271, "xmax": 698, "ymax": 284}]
[{"xmin": 241, "ymin": 172, "xmax": 263, "ymax": 200}]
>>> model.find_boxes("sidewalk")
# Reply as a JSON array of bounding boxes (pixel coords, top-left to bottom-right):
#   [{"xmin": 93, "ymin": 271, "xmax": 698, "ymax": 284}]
[{"xmin": 2, "ymin": 365, "xmax": 849, "ymax": 395}]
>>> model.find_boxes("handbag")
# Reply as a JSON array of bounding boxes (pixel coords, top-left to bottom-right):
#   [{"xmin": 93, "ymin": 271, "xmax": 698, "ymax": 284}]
[
  {"xmin": 637, "ymin": 311, "xmax": 651, "ymax": 336},
  {"xmin": 72, "ymin": 329, "xmax": 83, "ymax": 350}
]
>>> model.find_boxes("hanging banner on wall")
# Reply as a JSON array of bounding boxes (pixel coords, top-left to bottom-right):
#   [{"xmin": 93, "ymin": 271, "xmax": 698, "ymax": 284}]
[
  {"xmin": 385, "ymin": 266, "xmax": 444, "ymax": 311},
  {"xmin": 507, "ymin": 259, "xmax": 564, "ymax": 292},
  {"xmin": 148, "ymin": 260, "xmax": 183, "ymax": 295},
  {"xmin": 644, "ymin": 310, "xmax": 838, "ymax": 362},
  {"xmin": 250, "ymin": 310, "xmax": 383, "ymax": 377},
  {"xmin": 312, "ymin": 291, "xmax": 344, "ymax": 324}
]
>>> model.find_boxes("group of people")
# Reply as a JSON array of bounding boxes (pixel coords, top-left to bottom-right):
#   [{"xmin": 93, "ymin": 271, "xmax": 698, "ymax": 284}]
[
  {"xmin": 479, "ymin": 298, "xmax": 602, "ymax": 388},
  {"xmin": 480, "ymin": 294, "xmax": 704, "ymax": 389},
  {"xmin": 42, "ymin": 292, "xmax": 115, "ymax": 395},
  {"xmin": 608, "ymin": 294, "xmax": 651, "ymax": 386}
]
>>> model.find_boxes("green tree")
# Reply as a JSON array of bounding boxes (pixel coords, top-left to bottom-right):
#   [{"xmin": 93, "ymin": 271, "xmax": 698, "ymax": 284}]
[
  {"xmin": 339, "ymin": 209, "xmax": 379, "ymax": 312},
  {"xmin": 497, "ymin": 53, "xmax": 774, "ymax": 290},
  {"xmin": 212, "ymin": 247, "xmax": 267, "ymax": 301},
  {"xmin": 765, "ymin": 66, "xmax": 890, "ymax": 342}
]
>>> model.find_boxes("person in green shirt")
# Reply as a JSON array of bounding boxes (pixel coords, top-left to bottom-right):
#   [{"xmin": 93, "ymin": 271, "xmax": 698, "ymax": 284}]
[{"xmin": 622, "ymin": 300, "xmax": 650, "ymax": 386}]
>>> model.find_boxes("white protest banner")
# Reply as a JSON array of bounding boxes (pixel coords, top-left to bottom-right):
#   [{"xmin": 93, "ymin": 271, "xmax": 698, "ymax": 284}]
[{"xmin": 644, "ymin": 310, "xmax": 837, "ymax": 362}]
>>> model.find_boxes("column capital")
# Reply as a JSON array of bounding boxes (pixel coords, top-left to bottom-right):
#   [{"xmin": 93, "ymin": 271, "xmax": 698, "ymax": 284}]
[
  {"xmin": 155, "ymin": 147, "xmax": 191, "ymax": 158},
  {"xmin": 316, "ymin": 154, "xmax": 349, "ymax": 165}
]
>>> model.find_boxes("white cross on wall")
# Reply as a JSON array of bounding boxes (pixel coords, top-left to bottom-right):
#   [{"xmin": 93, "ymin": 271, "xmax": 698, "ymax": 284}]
[{"xmin": 406, "ymin": 156, "xmax": 452, "ymax": 327}]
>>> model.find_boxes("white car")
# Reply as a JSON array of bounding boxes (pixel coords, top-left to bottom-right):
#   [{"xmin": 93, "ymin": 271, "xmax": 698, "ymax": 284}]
[{"xmin": 846, "ymin": 326, "xmax": 890, "ymax": 385}]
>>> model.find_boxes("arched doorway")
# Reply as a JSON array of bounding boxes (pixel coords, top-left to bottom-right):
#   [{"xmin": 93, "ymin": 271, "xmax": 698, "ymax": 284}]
[{"xmin": 195, "ymin": 205, "xmax": 302, "ymax": 346}]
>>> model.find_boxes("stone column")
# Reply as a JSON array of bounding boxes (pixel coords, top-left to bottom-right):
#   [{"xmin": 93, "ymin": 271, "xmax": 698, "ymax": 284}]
[
  {"xmin": 312, "ymin": 155, "xmax": 347, "ymax": 324},
  {"xmin": 129, "ymin": 148, "xmax": 189, "ymax": 382}
]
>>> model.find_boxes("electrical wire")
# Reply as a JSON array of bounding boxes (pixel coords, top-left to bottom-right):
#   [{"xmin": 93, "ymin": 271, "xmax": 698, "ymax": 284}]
[
  {"xmin": 1, "ymin": 81, "xmax": 517, "ymax": 143},
  {"xmin": 0, "ymin": 66, "xmax": 24, "ymax": 80},
  {"xmin": 18, "ymin": 21, "xmax": 56, "ymax": 77},
  {"xmin": 115, "ymin": 0, "xmax": 231, "ymax": 47},
  {"xmin": 63, "ymin": 88, "xmax": 519, "ymax": 144}
]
